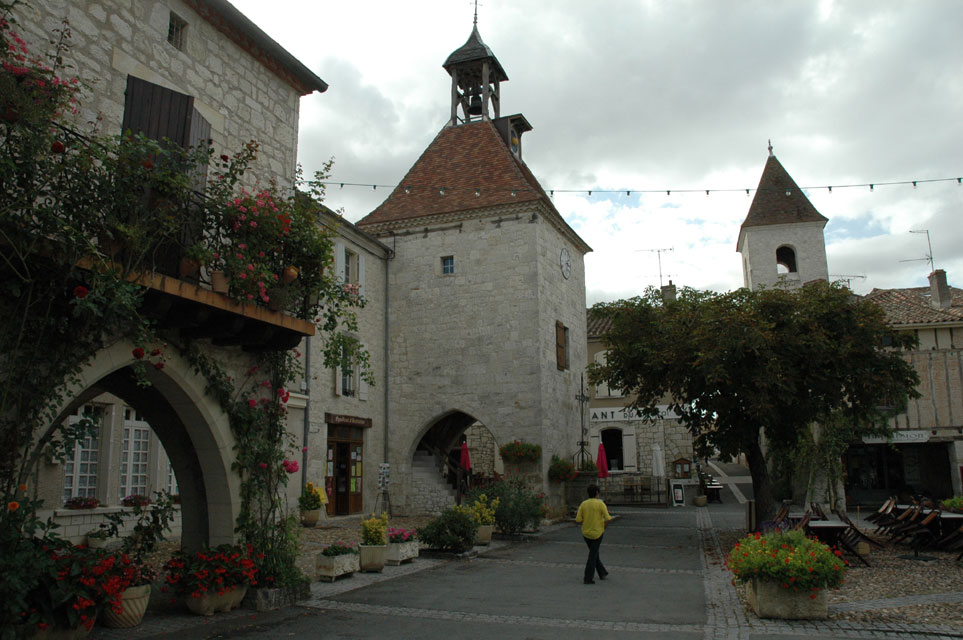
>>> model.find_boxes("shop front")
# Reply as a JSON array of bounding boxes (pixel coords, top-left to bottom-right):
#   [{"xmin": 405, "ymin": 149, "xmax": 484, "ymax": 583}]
[
  {"xmin": 324, "ymin": 413, "xmax": 370, "ymax": 517},
  {"xmin": 843, "ymin": 430, "xmax": 953, "ymax": 506}
]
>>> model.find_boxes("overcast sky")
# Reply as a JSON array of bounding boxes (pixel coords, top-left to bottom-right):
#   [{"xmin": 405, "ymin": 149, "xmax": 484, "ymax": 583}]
[{"xmin": 230, "ymin": 0, "xmax": 962, "ymax": 303}]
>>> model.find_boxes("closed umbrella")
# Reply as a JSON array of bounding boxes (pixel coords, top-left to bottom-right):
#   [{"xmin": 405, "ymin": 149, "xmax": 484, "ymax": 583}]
[
  {"xmin": 459, "ymin": 441, "xmax": 472, "ymax": 471},
  {"xmin": 597, "ymin": 443, "xmax": 610, "ymax": 479}
]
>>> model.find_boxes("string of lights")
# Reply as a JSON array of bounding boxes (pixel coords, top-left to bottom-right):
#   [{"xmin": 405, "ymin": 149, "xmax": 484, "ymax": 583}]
[{"xmin": 321, "ymin": 176, "xmax": 962, "ymax": 198}]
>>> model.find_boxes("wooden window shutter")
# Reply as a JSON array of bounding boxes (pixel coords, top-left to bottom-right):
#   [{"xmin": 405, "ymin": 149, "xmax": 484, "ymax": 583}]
[
  {"xmin": 556, "ymin": 322, "xmax": 566, "ymax": 370},
  {"xmin": 122, "ymin": 75, "xmax": 194, "ymax": 147},
  {"xmin": 187, "ymin": 108, "xmax": 211, "ymax": 192}
]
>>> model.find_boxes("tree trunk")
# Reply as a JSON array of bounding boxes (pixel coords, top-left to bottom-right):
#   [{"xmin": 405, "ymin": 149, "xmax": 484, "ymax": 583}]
[{"xmin": 746, "ymin": 439, "xmax": 777, "ymax": 525}]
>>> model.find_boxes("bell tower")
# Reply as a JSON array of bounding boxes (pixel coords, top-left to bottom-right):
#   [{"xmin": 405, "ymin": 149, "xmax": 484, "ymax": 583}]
[
  {"xmin": 738, "ymin": 143, "xmax": 829, "ymax": 290},
  {"xmin": 443, "ymin": 12, "xmax": 508, "ymax": 126}
]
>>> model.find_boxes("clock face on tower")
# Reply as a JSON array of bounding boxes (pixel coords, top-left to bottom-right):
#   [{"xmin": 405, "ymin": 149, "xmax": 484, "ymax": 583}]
[{"xmin": 559, "ymin": 247, "xmax": 572, "ymax": 279}]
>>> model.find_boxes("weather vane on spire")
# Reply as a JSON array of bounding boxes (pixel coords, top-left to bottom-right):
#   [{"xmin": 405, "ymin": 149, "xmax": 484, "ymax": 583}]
[
  {"xmin": 768, "ymin": 139, "xmax": 773, "ymax": 156},
  {"xmin": 473, "ymin": 0, "xmax": 481, "ymax": 26}
]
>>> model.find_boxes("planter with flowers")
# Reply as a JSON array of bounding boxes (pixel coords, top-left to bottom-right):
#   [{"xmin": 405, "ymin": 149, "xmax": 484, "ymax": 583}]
[
  {"xmin": 316, "ymin": 542, "xmax": 360, "ymax": 582},
  {"xmin": 163, "ymin": 543, "xmax": 259, "ymax": 616},
  {"xmin": 547, "ymin": 455, "xmax": 577, "ymax": 484},
  {"xmin": 298, "ymin": 481, "xmax": 325, "ymax": 527},
  {"xmin": 726, "ymin": 529, "xmax": 847, "ymax": 619},
  {"xmin": 63, "ymin": 495, "xmax": 100, "ymax": 510},
  {"xmin": 97, "ymin": 491, "xmax": 176, "ymax": 628},
  {"xmin": 386, "ymin": 528, "xmax": 419, "ymax": 565},
  {"xmin": 358, "ymin": 513, "xmax": 389, "ymax": 572},
  {"xmin": 466, "ymin": 494, "xmax": 500, "ymax": 545}
]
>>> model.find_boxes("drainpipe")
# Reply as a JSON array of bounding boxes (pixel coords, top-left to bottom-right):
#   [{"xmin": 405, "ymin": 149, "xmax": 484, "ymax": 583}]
[
  {"xmin": 383, "ymin": 237, "xmax": 395, "ymax": 511},
  {"xmin": 301, "ymin": 335, "xmax": 311, "ymax": 492}
]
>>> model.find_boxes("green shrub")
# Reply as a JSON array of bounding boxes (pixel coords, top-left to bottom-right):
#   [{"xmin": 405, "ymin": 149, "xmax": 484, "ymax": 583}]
[
  {"xmin": 417, "ymin": 507, "xmax": 477, "ymax": 553},
  {"xmin": 548, "ymin": 455, "xmax": 577, "ymax": 483},
  {"xmin": 469, "ymin": 478, "xmax": 542, "ymax": 535},
  {"xmin": 941, "ymin": 495, "xmax": 963, "ymax": 512}
]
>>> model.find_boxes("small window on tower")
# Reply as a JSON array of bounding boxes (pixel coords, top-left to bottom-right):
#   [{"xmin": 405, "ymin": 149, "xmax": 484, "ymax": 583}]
[
  {"xmin": 441, "ymin": 256, "xmax": 455, "ymax": 275},
  {"xmin": 168, "ymin": 12, "xmax": 187, "ymax": 50}
]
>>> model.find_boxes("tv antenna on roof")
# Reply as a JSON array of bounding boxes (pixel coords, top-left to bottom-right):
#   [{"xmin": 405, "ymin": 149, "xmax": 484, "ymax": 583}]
[
  {"xmin": 636, "ymin": 247, "xmax": 674, "ymax": 287},
  {"xmin": 900, "ymin": 229, "xmax": 935, "ymax": 272}
]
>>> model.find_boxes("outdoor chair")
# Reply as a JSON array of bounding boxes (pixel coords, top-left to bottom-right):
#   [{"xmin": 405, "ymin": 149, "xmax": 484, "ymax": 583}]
[
  {"xmin": 893, "ymin": 509, "xmax": 941, "ymax": 547},
  {"xmin": 838, "ymin": 511, "xmax": 884, "ymax": 548},
  {"xmin": 866, "ymin": 497, "xmax": 896, "ymax": 525},
  {"xmin": 793, "ymin": 512, "xmax": 811, "ymax": 530},
  {"xmin": 810, "ymin": 502, "xmax": 829, "ymax": 520},
  {"xmin": 886, "ymin": 505, "xmax": 925, "ymax": 540},
  {"xmin": 875, "ymin": 504, "xmax": 918, "ymax": 535},
  {"xmin": 836, "ymin": 522, "xmax": 872, "ymax": 567}
]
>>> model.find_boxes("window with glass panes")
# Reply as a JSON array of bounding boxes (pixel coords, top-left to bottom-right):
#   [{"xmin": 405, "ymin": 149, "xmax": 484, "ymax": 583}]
[
  {"xmin": 120, "ymin": 407, "xmax": 151, "ymax": 500},
  {"xmin": 62, "ymin": 405, "xmax": 102, "ymax": 504}
]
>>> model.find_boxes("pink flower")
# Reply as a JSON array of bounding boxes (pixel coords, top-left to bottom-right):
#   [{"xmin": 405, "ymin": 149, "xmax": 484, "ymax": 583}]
[
  {"xmin": 282, "ymin": 459, "xmax": 299, "ymax": 474},
  {"xmin": 258, "ymin": 462, "xmax": 268, "ymax": 469},
  {"xmin": 248, "ymin": 398, "xmax": 257, "ymax": 408},
  {"xmin": 302, "ymin": 446, "xmax": 308, "ymax": 453}
]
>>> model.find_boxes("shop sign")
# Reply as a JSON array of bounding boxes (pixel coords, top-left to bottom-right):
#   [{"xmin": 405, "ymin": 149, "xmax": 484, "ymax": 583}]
[
  {"xmin": 861, "ymin": 430, "xmax": 929, "ymax": 444},
  {"xmin": 590, "ymin": 405, "xmax": 677, "ymax": 422},
  {"xmin": 324, "ymin": 413, "xmax": 372, "ymax": 428}
]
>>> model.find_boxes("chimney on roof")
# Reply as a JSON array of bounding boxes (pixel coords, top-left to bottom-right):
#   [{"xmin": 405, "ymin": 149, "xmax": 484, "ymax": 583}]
[
  {"xmin": 928, "ymin": 269, "xmax": 951, "ymax": 309},
  {"xmin": 661, "ymin": 280, "xmax": 677, "ymax": 303}
]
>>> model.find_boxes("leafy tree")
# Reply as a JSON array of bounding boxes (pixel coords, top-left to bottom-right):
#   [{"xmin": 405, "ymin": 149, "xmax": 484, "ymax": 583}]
[{"xmin": 588, "ymin": 281, "xmax": 919, "ymax": 521}]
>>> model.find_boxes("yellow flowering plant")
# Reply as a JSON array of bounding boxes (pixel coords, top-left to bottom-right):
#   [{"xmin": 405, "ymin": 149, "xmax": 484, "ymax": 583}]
[
  {"xmin": 726, "ymin": 529, "xmax": 847, "ymax": 595},
  {"xmin": 360, "ymin": 512, "xmax": 388, "ymax": 546},
  {"xmin": 468, "ymin": 494, "xmax": 499, "ymax": 525},
  {"xmin": 297, "ymin": 482, "xmax": 324, "ymax": 511}
]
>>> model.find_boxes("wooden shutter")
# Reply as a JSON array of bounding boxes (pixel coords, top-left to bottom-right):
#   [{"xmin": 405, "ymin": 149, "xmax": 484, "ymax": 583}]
[
  {"xmin": 187, "ymin": 108, "xmax": 211, "ymax": 193},
  {"xmin": 357, "ymin": 253, "xmax": 366, "ymax": 297},
  {"xmin": 122, "ymin": 76, "xmax": 194, "ymax": 146},
  {"xmin": 333, "ymin": 242, "xmax": 346, "ymax": 283},
  {"xmin": 556, "ymin": 322, "xmax": 566, "ymax": 370}
]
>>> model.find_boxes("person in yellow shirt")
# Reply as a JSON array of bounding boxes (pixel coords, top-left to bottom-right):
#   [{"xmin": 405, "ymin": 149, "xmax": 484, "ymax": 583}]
[{"xmin": 575, "ymin": 484, "xmax": 612, "ymax": 584}]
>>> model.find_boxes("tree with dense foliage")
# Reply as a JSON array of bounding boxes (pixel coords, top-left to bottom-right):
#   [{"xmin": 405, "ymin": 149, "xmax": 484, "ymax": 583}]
[{"xmin": 588, "ymin": 281, "xmax": 919, "ymax": 521}]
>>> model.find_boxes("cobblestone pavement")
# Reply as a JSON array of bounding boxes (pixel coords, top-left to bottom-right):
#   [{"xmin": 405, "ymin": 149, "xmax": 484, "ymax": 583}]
[{"xmin": 90, "ymin": 505, "xmax": 963, "ymax": 639}]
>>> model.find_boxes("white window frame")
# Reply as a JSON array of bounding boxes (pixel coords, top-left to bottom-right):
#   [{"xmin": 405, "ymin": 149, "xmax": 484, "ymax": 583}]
[
  {"xmin": 63, "ymin": 405, "xmax": 102, "ymax": 504},
  {"xmin": 441, "ymin": 255, "xmax": 455, "ymax": 275},
  {"xmin": 119, "ymin": 407, "xmax": 151, "ymax": 501}
]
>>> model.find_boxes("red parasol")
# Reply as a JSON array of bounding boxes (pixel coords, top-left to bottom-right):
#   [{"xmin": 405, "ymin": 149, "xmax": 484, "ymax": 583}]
[
  {"xmin": 597, "ymin": 443, "xmax": 610, "ymax": 478},
  {"xmin": 459, "ymin": 441, "xmax": 472, "ymax": 471}
]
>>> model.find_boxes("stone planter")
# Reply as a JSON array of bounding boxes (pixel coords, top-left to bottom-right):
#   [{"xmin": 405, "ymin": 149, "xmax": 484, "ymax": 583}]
[
  {"xmin": 85, "ymin": 534, "xmax": 108, "ymax": 549},
  {"xmin": 693, "ymin": 495, "xmax": 708, "ymax": 507},
  {"xmin": 386, "ymin": 540, "xmax": 419, "ymax": 565},
  {"xmin": 316, "ymin": 552, "xmax": 360, "ymax": 582},
  {"xmin": 746, "ymin": 579, "xmax": 828, "ymax": 619},
  {"xmin": 475, "ymin": 524, "xmax": 494, "ymax": 546},
  {"xmin": 184, "ymin": 585, "xmax": 247, "ymax": 616},
  {"xmin": 300, "ymin": 508, "xmax": 321, "ymax": 527},
  {"xmin": 358, "ymin": 544, "xmax": 387, "ymax": 572},
  {"xmin": 100, "ymin": 584, "xmax": 150, "ymax": 628}
]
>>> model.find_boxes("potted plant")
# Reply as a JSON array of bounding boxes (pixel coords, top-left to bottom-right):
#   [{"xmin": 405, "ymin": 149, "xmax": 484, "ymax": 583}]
[
  {"xmin": 466, "ymin": 494, "xmax": 499, "ymax": 545},
  {"xmin": 726, "ymin": 529, "xmax": 847, "ymax": 619},
  {"xmin": 98, "ymin": 491, "xmax": 177, "ymax": 628},
  {"xmin": 358, "ymin": 512, "xmax": 389, "ymax": 572},
  {"xmin": 63, "ymin": 495, "xmax": 100, "ymax": 509},
  {"xmin": 163, "ymin": 543, "xmax": 259, "ymax": 616},
  {"xmin": 86, "ymin": 527, "xmax": 110, "ymax": 549},
  {"xmin": 298, "ymin": 481, "xmax": 324, "ymax": 527},
  {"xmin": 498, "ymin": 440, "xmax": 542, "ymax": 464},
  {"xmin": 316, "ymin": 542, "xmax": 360, "ymax": 582},
  {"xmin": 940, "ymin": 495, "xmax": 963, "ymax": 513},
  {"xmin": 547, "ymin": 455, "xmax": 577, "ymax": 484},
  {"xmin": 385, "ymin": 527, "xmax": 419, "ymax": 565}
]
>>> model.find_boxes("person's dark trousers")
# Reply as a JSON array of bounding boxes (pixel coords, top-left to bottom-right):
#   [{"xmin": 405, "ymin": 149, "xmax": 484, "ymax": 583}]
[{"xmin": 583, "ymin": 535, "xmax": 607, "ymax": 582}]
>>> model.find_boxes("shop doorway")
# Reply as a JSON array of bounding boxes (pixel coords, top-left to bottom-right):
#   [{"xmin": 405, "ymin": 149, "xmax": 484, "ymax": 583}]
[{"xmin": 325, "ymin": 424, "xmax": 364, "ymax": 516}]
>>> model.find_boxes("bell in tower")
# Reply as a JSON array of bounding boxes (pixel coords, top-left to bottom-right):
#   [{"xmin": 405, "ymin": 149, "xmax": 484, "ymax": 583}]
[{"xmin": 443, "ymin": 17, "xmax": 508, "ymax": 125}]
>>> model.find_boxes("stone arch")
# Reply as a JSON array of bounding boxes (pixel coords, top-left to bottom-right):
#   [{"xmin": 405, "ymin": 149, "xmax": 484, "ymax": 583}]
[
  {"xmin": 776, "ymin": 244, "xmax": 798, "ymax": 274},
  {"xmin": 403, "ymin": 408, "xmax": 499, "ymax": 515},
  {"xmin": 50, "ymin": 340, "xmax": 238, "ymax": 550}
]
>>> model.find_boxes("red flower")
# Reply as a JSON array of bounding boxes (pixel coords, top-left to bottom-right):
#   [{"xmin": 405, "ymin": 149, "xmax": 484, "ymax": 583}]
[
  {"xmin": 51, "ymin": 140, "xmax": 66, "ymax": 154},
  {"xmin": 142, "ymin": 159, "xmax": 153, "ymax": 170},
  {"xmin": 153, "ymin": 362, "xmax": 165, "ymax": 370},
  {"xmin": 73, "ymin": 285, "xmax": 88, "ymax": 298},
  {"xmin": 132, "ymin": 347, "xmax": 145, "ymax": 359}
]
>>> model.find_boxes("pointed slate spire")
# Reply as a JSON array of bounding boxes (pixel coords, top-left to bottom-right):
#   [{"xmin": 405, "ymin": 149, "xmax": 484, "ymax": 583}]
[{"xmin": 741, "ymin": 152, "xmax": 827, "ymax": 231}]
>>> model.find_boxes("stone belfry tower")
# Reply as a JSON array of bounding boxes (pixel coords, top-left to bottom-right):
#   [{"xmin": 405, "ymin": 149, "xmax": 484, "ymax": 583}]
[
  {"xmin": 356, "ymin": 15, "xmax": 590, "ymax": 515},
  {"xmin": 738, "ymin": 144, "xmax": 829, "ymax": 290}
]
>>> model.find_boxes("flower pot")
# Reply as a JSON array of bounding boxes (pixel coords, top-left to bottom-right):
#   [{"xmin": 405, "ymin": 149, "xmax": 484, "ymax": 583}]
[
  {"xmin": 476, "ymin": 524, "xmax": 494, "ymax": 546},
  {"xmin": 300, "ymin": 508, "xmax": 321, "ymax": 527},
  {"xmin": 100, "ymin": 584, "xmax": 150, "ymax": 628},
  {"xmin": 281, "ymin": 265, "xmax": 299, "ymax": 284},
  {"xmin": 694, "ymin": 495, "xmax": 708, "ymax": 507},
  {"xmin": 184, "ymin": 585, "xmax": 245, "ymax": 616},
  {"xmin": 746, "ymin": 579, "xmax": 828, "ymax": 619},
  {"xmin": 210, "ymin": 270, "xmax": 229, "ymax": 293},
  {"xmin": 358, "ymin": 544, "xmax": 387, "ymax": 572},
  {"xmin": 316, "ymin": 552, "xmax": 360, "ymax": 582},
  {"xmin": 386, "ymin": 540, "xmax": 419, "ymax": 565},
  {"xmin": 86, "ymin": 534, "xmax": 108, "ymax": 549}
]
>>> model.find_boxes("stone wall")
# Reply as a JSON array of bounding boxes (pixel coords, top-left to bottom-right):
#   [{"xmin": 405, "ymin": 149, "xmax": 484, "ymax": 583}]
[
  {"xmin": 13, "ymin": 0, "xmax": 303, "ymax": 188},
  {"xmin": 465, "ymin": 424, "xmax": 499, "ymax": 476},
  {"xmin": 739, "ymin": 221, "xmax": 828, "ymax": 291}
]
